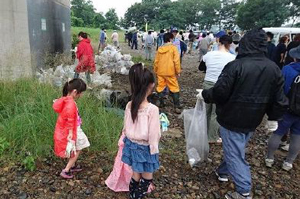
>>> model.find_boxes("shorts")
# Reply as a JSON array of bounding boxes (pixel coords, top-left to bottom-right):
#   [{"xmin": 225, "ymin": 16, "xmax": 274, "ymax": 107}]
[{"xmin": 76, "ymin": 126, "xmax": 90, "ymax": 151}]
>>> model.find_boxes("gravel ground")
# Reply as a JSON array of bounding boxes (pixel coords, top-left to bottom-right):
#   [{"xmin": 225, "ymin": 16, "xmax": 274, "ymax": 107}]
[{"xmin": 0, "ymin": 43, "xmax": 299, "ymax": 199}]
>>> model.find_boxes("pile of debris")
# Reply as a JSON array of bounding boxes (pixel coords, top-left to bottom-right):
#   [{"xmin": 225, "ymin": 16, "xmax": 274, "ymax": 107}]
[
  {"xmin": 36, "ymin": 65, "xmax": 112, "ymax": 88},
  {"xmin": 95, "ymin": 45, "xmax": 134, "ymax": 75}
]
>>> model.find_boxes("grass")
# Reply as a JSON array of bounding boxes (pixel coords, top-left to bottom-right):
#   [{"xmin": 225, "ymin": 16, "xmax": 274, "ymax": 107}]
[
  {"xmin": 0, "ymin": 79, "xmax": 123, "ymax": 163},
  {"xmin": 71, "ymin": 27, "xmax": 125, "ymax": 51},
  {"xmin": 132, "ymin": 55, "xmax": 154, "ymax": 68}
]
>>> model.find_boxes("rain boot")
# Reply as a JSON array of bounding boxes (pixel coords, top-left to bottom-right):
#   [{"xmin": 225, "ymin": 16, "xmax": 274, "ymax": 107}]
[
  {"xmin": 171, "ymin": 92, "xmax": 182, "ymax": 114},
  {"xmin": 157, "ymin": 92, "xmax": 165, "ymax": 108}
]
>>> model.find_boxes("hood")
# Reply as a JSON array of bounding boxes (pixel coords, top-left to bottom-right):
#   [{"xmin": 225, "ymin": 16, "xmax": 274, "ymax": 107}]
[
  {"xmin": 80, "ymin": 38, "xmax": 91, "ymax": 44},
  {"xmin": 53, "ymin": 96, "xmax": 74, "ymax": 113},
  {"xmin": 238, "ymin": 29, "xmax": 267, "ymax": 56},
  {"xmin": 290, "ymin": 62, "xmax": 300, "ymax": 73},
  {"xmin": 158, "ymin": 44, "xmax": 174, "ymax": 54}
]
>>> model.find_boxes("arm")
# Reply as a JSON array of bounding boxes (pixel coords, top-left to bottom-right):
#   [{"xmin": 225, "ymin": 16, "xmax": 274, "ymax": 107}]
[
  {"xmin": 148, "ymin": 107, "xmax": 161, "ymax": 155},
  {"xmin": 174, "ymin": 48, "xmax": 181, "ymax": 75},
  {"xmin": 65, "ymin": 106, "xmax": 77, "ymax": 141},
  {"xmin": 267, "ymin": 70, "xmax": 288, "ymax": 120},
  {"xmin": 202, "ymin": 62, "xmax": 236, "ymax": 104},
  {"xmin": 76, "ymin": 43, "xmax": 84, "ymax": 59},
  {"xmin": 154, "ymin": 52, "xmax": 159, "ymax": 74}
]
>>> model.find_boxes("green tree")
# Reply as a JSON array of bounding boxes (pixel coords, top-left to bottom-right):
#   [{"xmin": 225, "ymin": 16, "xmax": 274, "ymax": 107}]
[
  {"xmin": 219, "ymin": 0, "xmax": 240, "ymax": 29},
  {"xmin": 71, "ymin": 0, "xmax": 96, "ymax": 27},
  {"xmin": 93, "ymin": 13, "xmax": 107, "ymax": 29},
  {"xmin": 236, "ymin": 0, "xmax": 290, "ymax": 30},
  {"xmin": 288, "ymin": 0, "xmax": 300, "ymax": 27},
  {"xmin": 198, "ymin": 0, "xmax": 222, "ymax": 30},
  {"xmin": 105, "ymin": 8, "xmax": 120, "ymax": 30}
]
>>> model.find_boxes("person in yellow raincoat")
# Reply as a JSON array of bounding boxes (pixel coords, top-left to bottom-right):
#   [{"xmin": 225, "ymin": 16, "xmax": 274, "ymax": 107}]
[{"xmin": 154, "ymin": 32, "xmax": 182, "ymax": 113}]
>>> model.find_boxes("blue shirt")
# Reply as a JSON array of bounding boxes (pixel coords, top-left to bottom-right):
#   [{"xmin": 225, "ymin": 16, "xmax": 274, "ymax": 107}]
[
  {"xmin": 99, "ymin": 31, "xmax": 105, "ymax": 43},
  {"xmin": 173, "ymin": 38, "xmax": 181, "ymax": 55},
  {"xmin": 282, "ymin": 62, "xmax": 300, "ymax": 95}
]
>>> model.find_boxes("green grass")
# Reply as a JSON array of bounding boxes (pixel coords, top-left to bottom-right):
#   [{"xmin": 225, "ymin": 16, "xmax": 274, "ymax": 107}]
[
  {"xmin": 0, "ymin": 79, "xmax": 123, "ymax": 162},
  {"xmin": 71, "ymin": 27, "xmax": 125, "ymax": 51},
  {"xmin": 132, "ymin": 55, "xmax": 154, "ymax": 68}
]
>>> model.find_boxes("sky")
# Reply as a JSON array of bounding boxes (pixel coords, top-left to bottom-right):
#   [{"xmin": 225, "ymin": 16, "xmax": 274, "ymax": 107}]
[{"xmin": 91, "ymin": 0, "xmax": 142, "ymax": 18}]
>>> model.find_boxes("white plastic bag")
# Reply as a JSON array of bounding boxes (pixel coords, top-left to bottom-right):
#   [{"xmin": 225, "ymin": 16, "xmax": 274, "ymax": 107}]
[
  {"xmin": 65, "ymin": 140, "xmax": 76, "ymax": 158},
  {"xmin": 183, "ymin": 99, "xmax": 209, "ymax": 167}
]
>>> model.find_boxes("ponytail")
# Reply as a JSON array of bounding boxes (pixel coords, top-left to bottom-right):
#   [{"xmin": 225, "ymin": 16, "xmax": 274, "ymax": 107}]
[
  {"xmin": 129, "ymin": 64, "xmax": 155, "ymax": 122},
  {"xmin": 62, "ymin": 78, "xmax": 87, "ymax": 96}
]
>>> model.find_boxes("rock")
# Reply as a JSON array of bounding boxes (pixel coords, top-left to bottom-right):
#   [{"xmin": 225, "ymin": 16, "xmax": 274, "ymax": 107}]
[
  {"xmin": 18, "ymin": 192, "xmax": 27, "ymax": 199},
  {"xmin": 97, "ymin": 168, "xmax": 103, "ymax": 174},
  {"xmin": 50, "ymin": 187, "xmax": 56, "ymax": 193},
  {"xmin": 85, "ymin": 189, "xmax": 92, "ymax": 195},
  {"xmin": 67, "ymin": 181, "xmax": 75, "ymax": 187}
]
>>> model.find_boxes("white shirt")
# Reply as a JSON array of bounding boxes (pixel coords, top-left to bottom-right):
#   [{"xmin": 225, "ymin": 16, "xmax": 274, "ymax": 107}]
[
  {"xmin": 203, "ymin": 51, "xmax": 236, "ymax": 83},
  {"xmin": 111, "ymin": 32, "xmax": 119, "ymax": 42}
]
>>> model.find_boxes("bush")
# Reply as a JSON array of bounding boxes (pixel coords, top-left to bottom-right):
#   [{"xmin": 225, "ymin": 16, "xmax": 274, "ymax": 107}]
[{"xmin": 0, "ymin": 79, "xmax": 123, "ymax": 162}]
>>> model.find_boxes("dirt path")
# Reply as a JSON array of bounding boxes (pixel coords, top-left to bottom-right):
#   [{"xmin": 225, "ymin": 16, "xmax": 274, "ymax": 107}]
[{"xmin": 1, "ymin": 43, "xmax": 299, "ymax": 199}]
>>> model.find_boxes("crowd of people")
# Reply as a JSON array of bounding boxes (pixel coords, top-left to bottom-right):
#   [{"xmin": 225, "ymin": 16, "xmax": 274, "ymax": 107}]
[{"xmin": 53, "ymin": 27, "xmax": 300, "ymax": 199}]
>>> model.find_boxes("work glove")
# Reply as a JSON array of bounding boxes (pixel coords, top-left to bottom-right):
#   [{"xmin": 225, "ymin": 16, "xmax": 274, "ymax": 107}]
[
  {"xmin": 196, "ymin": 89, "xmax": 203, "ymax": 100},
  {"xmin": 267, "ymin": 121, "xmax": 278, "ymax": 132}
]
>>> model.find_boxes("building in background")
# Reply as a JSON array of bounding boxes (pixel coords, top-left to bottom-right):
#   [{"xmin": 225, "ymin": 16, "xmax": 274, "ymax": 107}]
[{"xmin": 0, "ymin": 0, "xmax": 71, "ymax": 80}]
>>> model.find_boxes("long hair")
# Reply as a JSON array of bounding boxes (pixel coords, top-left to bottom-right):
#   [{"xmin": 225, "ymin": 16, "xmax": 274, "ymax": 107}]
[
  {"xmin": 62, "ymin": 78, "xmax": 87, "ymax": 97},
  {"xmin": 129, "ymin": 63, "xmax": 155, "ymax": 123}
]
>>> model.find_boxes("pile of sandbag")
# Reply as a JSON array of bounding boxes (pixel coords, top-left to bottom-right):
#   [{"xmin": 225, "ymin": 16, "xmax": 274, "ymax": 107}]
[
  {"xmin": 95, "ymin": 45, "xmax": 134, "ymax": 75},
  {"xmin": 36, "ymin": 65, "xmax": 112, "ymax": 88}
]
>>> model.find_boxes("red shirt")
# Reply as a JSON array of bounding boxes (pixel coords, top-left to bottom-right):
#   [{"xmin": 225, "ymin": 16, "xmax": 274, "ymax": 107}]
[{"xmin": 76, "ymin": 39, "xmax": 96, "ymax": 73}]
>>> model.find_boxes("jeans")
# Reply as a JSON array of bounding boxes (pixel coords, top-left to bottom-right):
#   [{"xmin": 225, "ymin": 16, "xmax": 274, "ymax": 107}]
[
  {"xmin": 145, "ymin": 46, "xmax": 153, "ymax": 60},
  {"xmin": 217, "ymin": 126, "xmax": 253, "ymax": 194},
  {"xmin": 203, "ymin": 81, "xmax": 219, "ymax": 142},
  {"xmin": 74, "ymin": 72, "xmax": 91, "ymax": 84},
  {"xmin": 274, "ymin": 112, "xmax": 300, "ymax": 136}
]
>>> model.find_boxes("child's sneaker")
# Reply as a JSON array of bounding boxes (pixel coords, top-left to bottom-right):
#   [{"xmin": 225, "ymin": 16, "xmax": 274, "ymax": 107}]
[
  {"xmin": 225, "ymin": 191, "xmax": 252, "ymax": 199},
  {"xmin": 282, "ymin": 162, "xmax": 293, "ymax": 171},
  {"xmin": 281, "ymin": 144, "xmax": 290, "ymax": 151},
  {"xmin": 265, "ymin": 158, "xmax": 274, "ymax": 168},
  {"xmin": 60, "ymin": 169, "xmax": 74, "ymax": 179},
  {"xmin": 70, "ymin": 165, "xmax": 83, "ymax": 172}
]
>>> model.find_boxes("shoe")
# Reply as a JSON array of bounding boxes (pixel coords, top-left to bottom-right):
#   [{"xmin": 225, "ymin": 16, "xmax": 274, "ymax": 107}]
[
  {"xmin": 265, "ymin": 158, "xmax": 274, "ymax": 168},
  {"xmin": 282, "ymin": 162, "xmax": 293, "ymax": 171},
  {"xmin": 281, "ymin": 141, "xmax": 288, "ymax": 146},
  {"xmin": 60, "ymin": 169, "xmax": 74, "ymax": 179},
  {"xmin": 225, "ymin": 191, "xmax": 252, "ymax": 199},
  {"xmin": 281, "ymin": 144, "xmax": 290, "ymax": 151},
  {"xmin": 215, "ymin": 171, "xmax": 229, "ymax": 182},
  {"xmin": 70, "ymin": 165, "xmax": 83, "ymax": 172}
]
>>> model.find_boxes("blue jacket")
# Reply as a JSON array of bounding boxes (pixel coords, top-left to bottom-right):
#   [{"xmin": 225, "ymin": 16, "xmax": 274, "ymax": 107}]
[
  {"xmin": 99, "ymin": 31, "xmax": 105, "ymax": 43},
  {"xmin": 282, "ymin": 62, "xmax": 300, "ymax": 95}
]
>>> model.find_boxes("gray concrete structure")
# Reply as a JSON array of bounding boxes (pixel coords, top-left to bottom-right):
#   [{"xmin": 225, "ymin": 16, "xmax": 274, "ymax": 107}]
[{"xmin": 0, "ymin": 0, "xmax": 71, "ymax": 80}]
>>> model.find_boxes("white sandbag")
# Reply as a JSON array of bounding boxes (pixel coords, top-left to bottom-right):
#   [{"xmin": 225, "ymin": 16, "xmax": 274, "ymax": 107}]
[
  {"xmin": 123, "ymin": 54, "xmax": 132, "ymax": 61},
  {"xmin": 120, "ymin": 67, "xmax": 129, "ymax": 75},
  {"xmin": 54, "ymin": 65, "xmax": 64, "ymax": 77},
  {"xmin": 183, "ymin": 99, "xmax": 209, "ymax": 167}
]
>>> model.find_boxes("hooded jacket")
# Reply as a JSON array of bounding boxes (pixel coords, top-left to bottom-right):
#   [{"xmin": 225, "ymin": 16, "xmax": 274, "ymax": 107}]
[
  {"xmin": 154, "ymin": 43, "xmax": 181, "ymax": 76},
  {"xmin": 202, "ymin": 29, "xmax": 288, "ymax": 133},
  {"xmin": 282, "ymin": 62, "xmax": 300, "ymax": 95},
  {"xmin": 76, "ymin": 38, "xmax": 96, "ymax": 73},
  {"xmin": 53, "ymin": 96, "xmax": 78, "ymax": 158}
]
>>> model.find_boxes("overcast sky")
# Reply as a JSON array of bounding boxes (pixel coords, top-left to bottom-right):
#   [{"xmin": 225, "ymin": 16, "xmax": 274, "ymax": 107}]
[{"xmin": 91, "ymin": 0, "xmax": 142, "ymax": 18}]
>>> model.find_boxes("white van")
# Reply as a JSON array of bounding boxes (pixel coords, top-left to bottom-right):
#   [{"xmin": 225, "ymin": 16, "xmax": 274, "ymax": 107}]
[{"xmin": 263, "ymin": 27, "xmax": 300, "ymax": 45}]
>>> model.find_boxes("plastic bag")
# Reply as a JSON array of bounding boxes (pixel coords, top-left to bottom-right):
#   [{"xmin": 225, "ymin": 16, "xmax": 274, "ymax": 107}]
[
  {"xmin": 183, "ymin": 99, "xmax": 209, "ymax": 167},
  {"xmin": 65, "ymin": 140, "xmax": 76, "ymax": 158},
  {"xmin": 160, "ymin": 113, "xmax": 169, "ymax": 132}
]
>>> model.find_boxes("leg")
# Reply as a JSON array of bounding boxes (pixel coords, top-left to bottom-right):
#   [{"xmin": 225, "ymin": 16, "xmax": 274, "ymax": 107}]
[
  {"xmin": 286, "ymin": 117, "xmax": 300, "ymax": 163},
  {"xmin": 134, "ymin": 172, "xmax": 153, "ymax": 199},
  {"xmin": 167, "ymin": 76, "xmax": 181, "ymax": 112},
  {"xmin": 85, "ymin": 72, "xmax": 91, "ymax": 84},
  {"xmin": 130, "ymin": 172, "xmax": 141, "ymax": 199},
  {"xmin": 64, "ymin": 150, "xmax": 81, "ymax": 172},
  {"xmin": 74, "ymin": 72, "xmax": 79, "ymax": 79},
  {"xmin": 209, "ymin": 104, "xmax": 220, "ymax": 141},
  {"xmin": 156, "ymin": 76, "xmax": 167, "ymax": 108},
  {"xmin": 220, "ymin": 126, "xmax": 253, "ymax": 195}
]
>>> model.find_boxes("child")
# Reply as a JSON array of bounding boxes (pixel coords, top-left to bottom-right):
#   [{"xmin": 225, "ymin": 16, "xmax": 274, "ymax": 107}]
[
  {"xmin": 121, "ymin": 63, "xmax": 161, "ymax": 199},
  {"xmin": 154, "ymin": 32, "xmax": 182, "ymax": 114},
  {"xmin": 53, "ymin": 78, "xmax": 90, "ymax": 179},
  {"xmin": 74, "ymin": 32, "xmax": 96, "ymax": 84}
]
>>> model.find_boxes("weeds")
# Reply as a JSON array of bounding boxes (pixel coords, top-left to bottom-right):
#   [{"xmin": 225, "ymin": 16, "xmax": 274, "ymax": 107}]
[
  {"xmin": 132, "ymin": 55, "xmax": 154, "ymax": 68},
  {"xmin": 0, "ymin": 79, "xmax": 123, "ymax": 165},
  {"xmin": 23, "ymin": 156, "xmax": 36, "ymax": 171}
]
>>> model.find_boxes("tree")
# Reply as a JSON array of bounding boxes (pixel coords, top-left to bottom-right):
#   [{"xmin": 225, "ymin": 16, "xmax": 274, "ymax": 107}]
[
  {"xmin": 105, "ymin": 9, "xmax": 119, "ymax": 30},
  {"xmin": 288, "ymin": 0, "xmax": 300, "ymax": 27},
  {"xmin": 198, "ymin": 0, "xmax": 222, "ymax": 30},
  {"xmin": 71, "ymin": 0, "xmax": 96, "ymax": 27},
  {"xmin": 93, "ymin": 13, "xmax": 107, "ymax": 29},
  {"xmin": 236, "ymin": 0, "xmax": 290, "ymax": 30},
  {"xmin": 219, "ymin": 0, "xmax": 240, "ymax": 29}
]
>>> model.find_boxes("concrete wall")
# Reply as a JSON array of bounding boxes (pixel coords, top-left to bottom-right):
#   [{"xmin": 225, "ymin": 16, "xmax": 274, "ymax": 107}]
[
  {"xmin": 0, "ymin": 0, "xmax": 33, "ymax": 80},
  {"xmin": 27, "ymin": 0, "xmax": 72, "ymax": 69}
]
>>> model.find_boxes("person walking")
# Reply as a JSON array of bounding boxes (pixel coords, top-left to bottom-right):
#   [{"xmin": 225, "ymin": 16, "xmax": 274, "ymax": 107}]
[
  {"xmin": 285, "ymin": 34, "xmax": 300, "ymax": 65},
  {"xmin": 202, "ymin": 35, "xmax": 236, "ymax": 143},
  {"xmin": 266, "ymin": 32, "xmax": 276, "ymax": 61},
  {"xmin": 154, "ymin": 33, "xmax": 182, "ymax": 114},
  {"xmin": 199, "ymin": 33, "xmax": 210, "ymax": 62},
  {"xmin": 131, "ymin": 31, "xmax": 138, "ymax": 50},
  {"xmin": 172, "ymin": 28, "xmax": 181, "ymax": 56},
  {"xmin": 156, "ymin": 29, "xmax": 165, "ymax": 50},
  {"xmin": 188, "ymin": 30, "xmax": 195, "ymax": 54},
  {"xmin": 128, "ymin": 31, "xmax": 133, "ymax": 47},
  {"xmin": 98, "ymin": 28, "xmax": 106, "ymax": 53},
  {"xmin": 274, "ymin": 36, "xmax": 288, "ymax": 69},
  {"xmin": 266, "ymin": 45, "xmax": 300, "ymax": 171},
  {"xmin": 197, "ymin": 29, "xmax": 288, "ymax": 199},
  {"xmin": 145, "ymin": 31, "xmax": 154, "ymax": 61},
  {"xmin": 111, "ymin": 30, "xmax": 119, "ymax": 49},
  {"xmin": 74, "ymin": 32, "xmax": 96, "ymax": 84}
]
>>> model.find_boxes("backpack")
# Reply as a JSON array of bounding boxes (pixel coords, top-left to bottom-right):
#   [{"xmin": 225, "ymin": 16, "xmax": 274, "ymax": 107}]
[{"xmin": 288, "ymin": 75, "xmax": 300, "ymax": 116}]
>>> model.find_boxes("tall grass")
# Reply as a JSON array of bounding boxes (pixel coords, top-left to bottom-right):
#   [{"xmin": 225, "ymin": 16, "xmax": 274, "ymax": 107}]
[{"xmin": 0, "ymin": 79, "xmax": 123, "ymax": 161}]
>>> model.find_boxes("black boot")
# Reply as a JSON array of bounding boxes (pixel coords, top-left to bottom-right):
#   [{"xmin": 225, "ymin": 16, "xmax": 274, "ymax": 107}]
[
  {"xmin": 171, "ymin": 92, "xmax": 182, "ymax": 114},
  {"xmin": 129, "ymin": 178, "xmax": 139, "ymax": 199},
  {"xmin": 135, "ymin": 178, "xmax": 152, "ymax": 199},
  {"xmin": 157, "ymin": 92, "xmax": 165, "ymax": 108}
]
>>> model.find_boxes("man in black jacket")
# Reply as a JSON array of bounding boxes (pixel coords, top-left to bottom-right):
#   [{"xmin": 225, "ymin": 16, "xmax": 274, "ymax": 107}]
[{"xmin": 198, "ymin": 29, "xmax": 288, "ymax": 199}]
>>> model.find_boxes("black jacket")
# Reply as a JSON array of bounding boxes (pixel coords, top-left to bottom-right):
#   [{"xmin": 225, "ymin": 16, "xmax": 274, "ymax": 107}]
[{"xmin": 202, "ymin": 29, "xmax": 288, "ymax": 133}]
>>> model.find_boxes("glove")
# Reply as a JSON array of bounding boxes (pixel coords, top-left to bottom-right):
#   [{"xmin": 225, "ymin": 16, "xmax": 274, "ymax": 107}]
[
  {"xmin": 196, "ymin": 89, "xmax": 203, "ymax": 100},
  {"xmin": 267, "ymin": 121, "xmax": 278, "ymax": 132}
]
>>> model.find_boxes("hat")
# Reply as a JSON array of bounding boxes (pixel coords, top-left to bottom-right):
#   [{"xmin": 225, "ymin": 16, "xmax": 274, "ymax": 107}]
[
  {"xmin": 216, "ymin": 31, "xmax": 226, "ymax": 38},
  {"xmin": 289, "ymin": 45, "xmax": 300, "ymax": 60},
  {"xmin": 172, "ymin": 27, "xmax": 178, "ymax": 32}
]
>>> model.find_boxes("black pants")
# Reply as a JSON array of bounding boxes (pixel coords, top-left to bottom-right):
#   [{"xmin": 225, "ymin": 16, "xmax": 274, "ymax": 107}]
[{"xmin": 131, "ymin": 40, "xmax": 138, "ymax": 49}]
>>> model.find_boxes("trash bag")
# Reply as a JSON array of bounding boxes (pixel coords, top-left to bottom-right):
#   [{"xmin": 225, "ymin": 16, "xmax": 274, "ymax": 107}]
[
  {"xmin": 160, "ymin": 113, "xmax": 169, "ymax": 132},
  {"xmin": 183, "ymin": 99, "xmax": 209, "ymax": 167}
]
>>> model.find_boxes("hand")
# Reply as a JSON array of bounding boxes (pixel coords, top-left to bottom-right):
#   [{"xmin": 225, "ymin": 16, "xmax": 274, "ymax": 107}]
[
  {"xmin": 196, "ymin": 89, "xmax": 203, "ymax": 100},
  {"xmin": 177, "ymin": 74, "xmax": 181, "ymax": 77},
  {"xmin": 67, "ymin": 132, "xmax": 73, "ymax": 141},
  {"xmin": 267, "ymin": 121, "xmax": 278, "ymax": 132}
]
